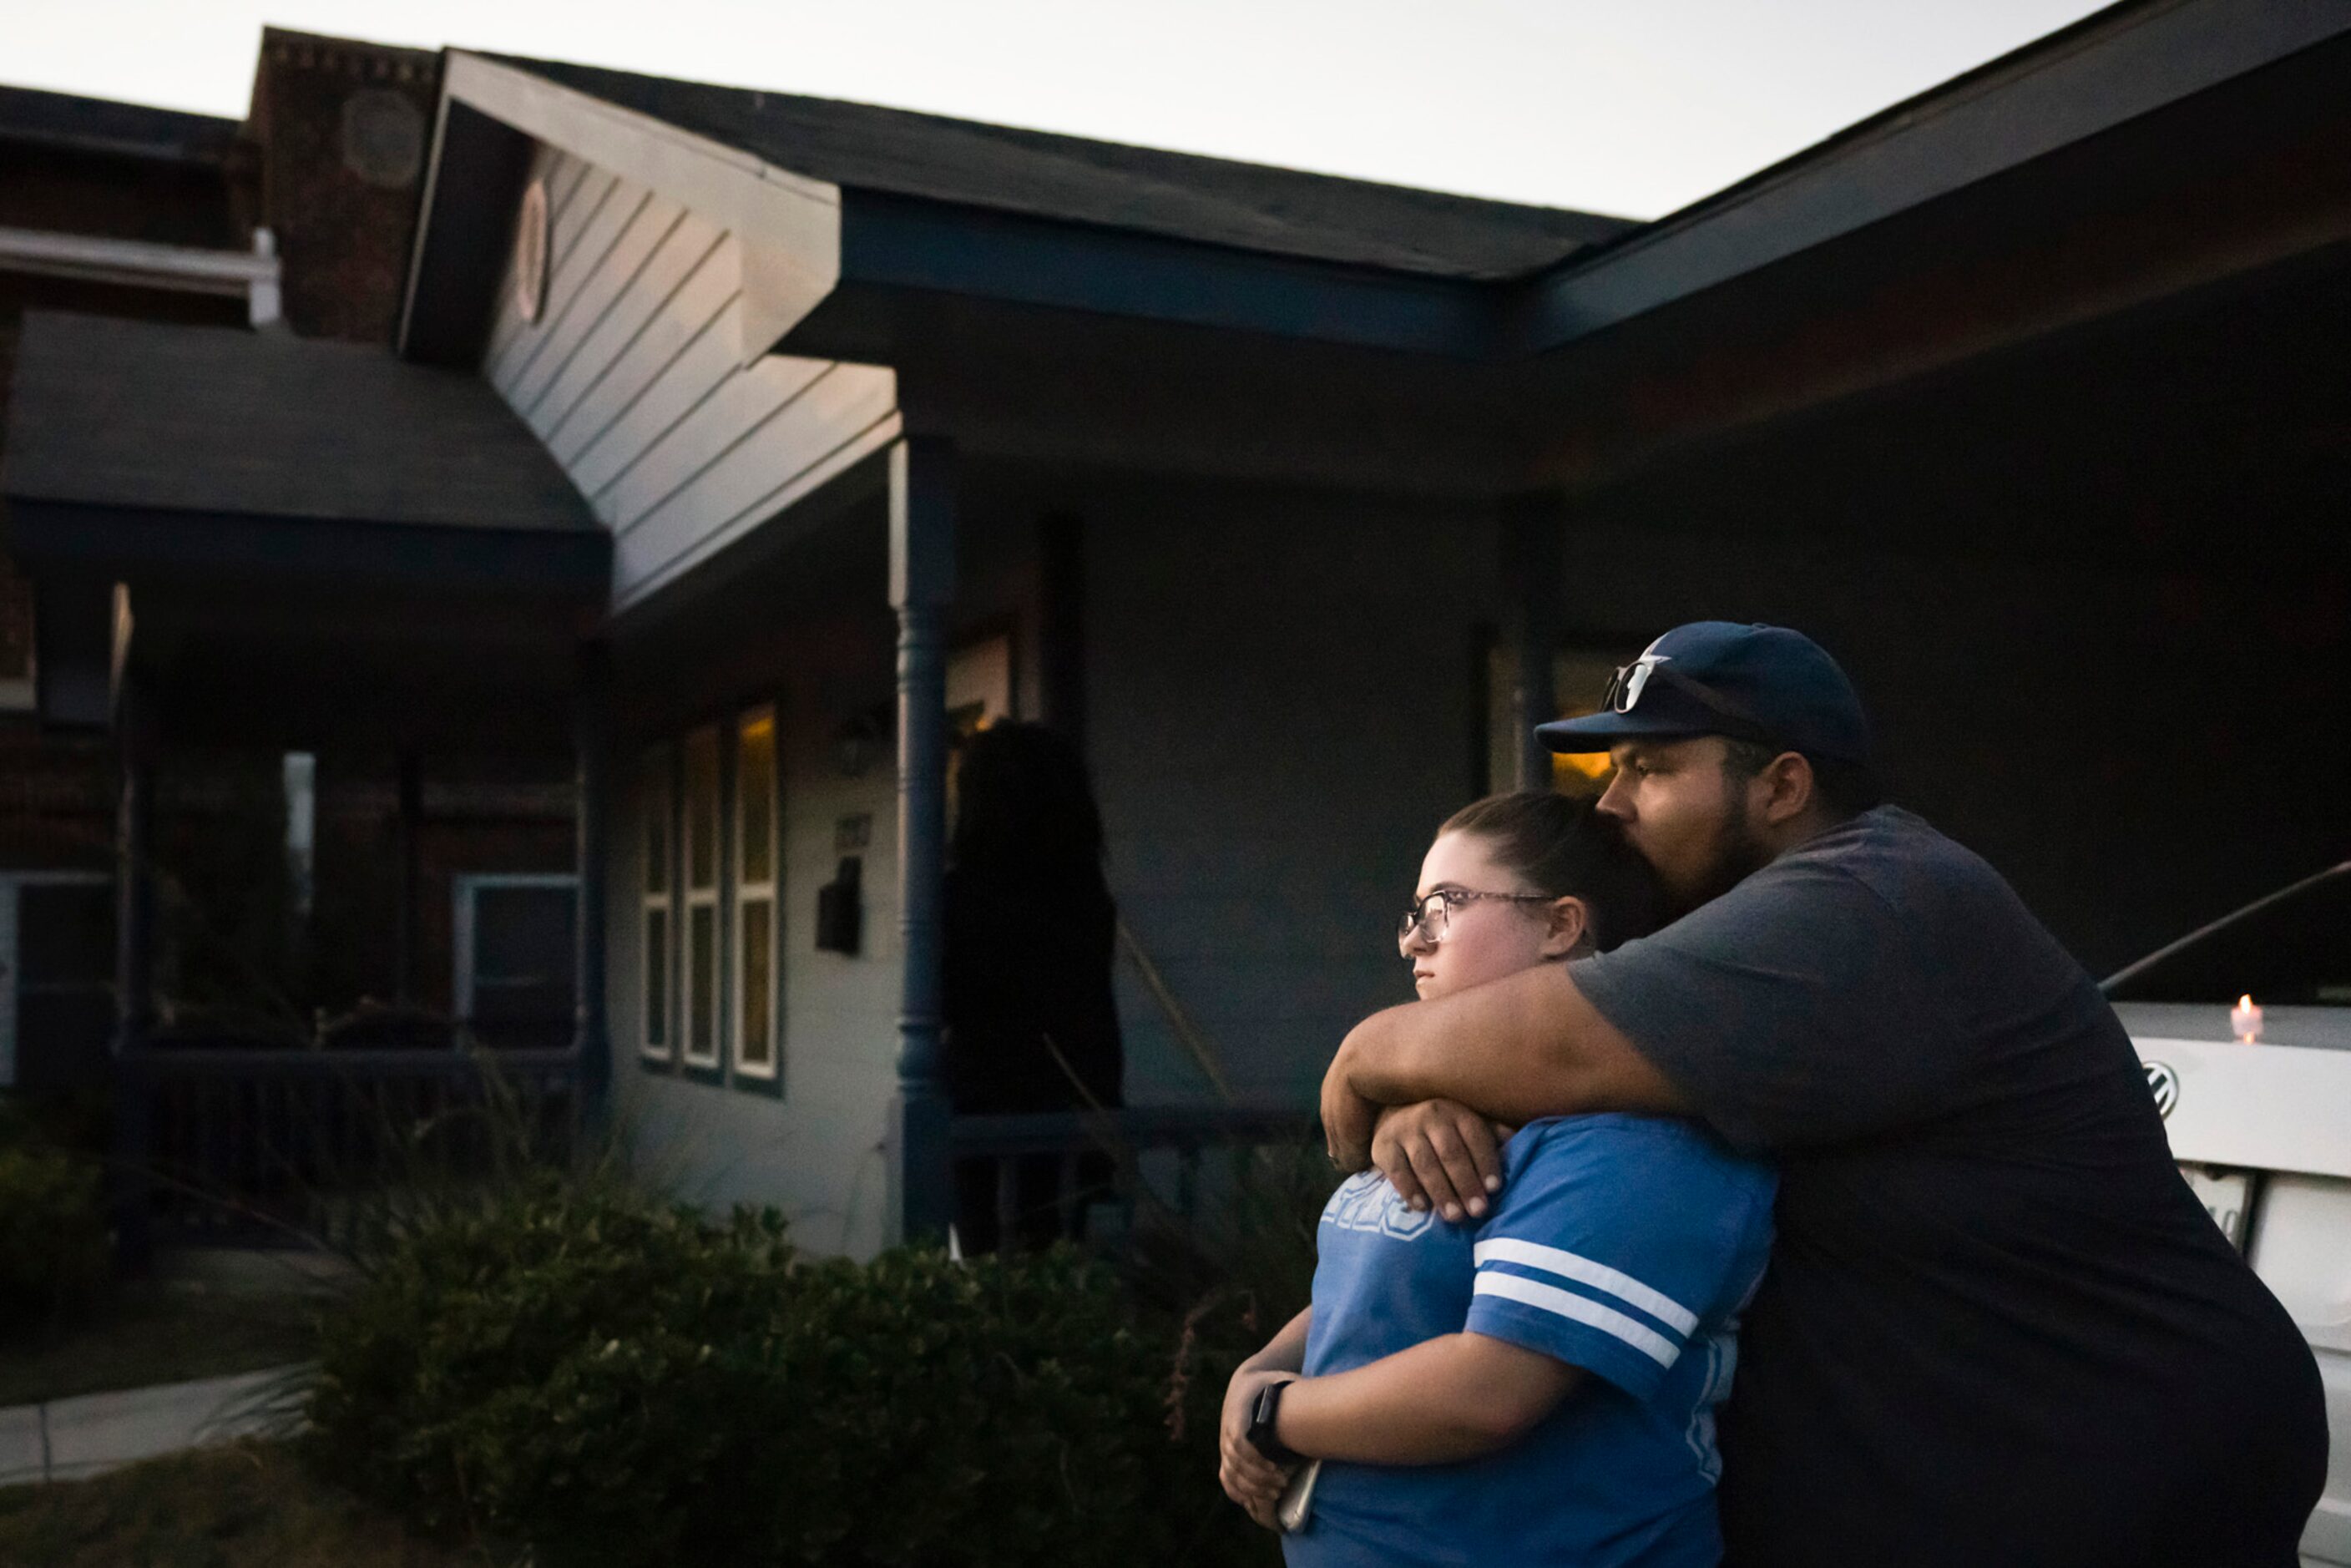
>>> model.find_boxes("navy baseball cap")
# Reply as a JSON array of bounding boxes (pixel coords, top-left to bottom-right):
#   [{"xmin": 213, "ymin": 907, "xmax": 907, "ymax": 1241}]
[{"xmin": 1536, "ymin": 621, "xmax": 1873, "ymax": 765}]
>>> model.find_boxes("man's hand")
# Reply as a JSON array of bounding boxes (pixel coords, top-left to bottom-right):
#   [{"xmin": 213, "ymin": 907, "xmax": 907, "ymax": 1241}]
[
  {"xmin": 1219, "ymin": 1367, "xmax": 1295, "ymax": 1530},
  {"xmin": 1320, "ymin": 1035, "xmax": 1381, "ymax": 1171},
  {"xmin": 1372, "ymin": 1100, "xmax": 1509, "ymax": 1221}
]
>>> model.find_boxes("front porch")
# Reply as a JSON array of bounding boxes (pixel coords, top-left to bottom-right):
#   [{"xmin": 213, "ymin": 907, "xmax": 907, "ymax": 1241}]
[{"xmin": 2, "ymin": 311, "xmax": 611, "ymax": 1259}]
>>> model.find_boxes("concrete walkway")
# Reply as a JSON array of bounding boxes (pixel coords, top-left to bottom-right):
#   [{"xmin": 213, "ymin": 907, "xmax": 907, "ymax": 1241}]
[{"xmin": 0, "ymin": 1365, "xmax": 304, "ymax": 1487}]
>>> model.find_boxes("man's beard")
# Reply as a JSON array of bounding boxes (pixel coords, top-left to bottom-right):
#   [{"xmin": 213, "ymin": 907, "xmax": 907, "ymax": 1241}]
[{"xmin": 1662, "ymin": 799, "xmax": 1777, "ymax": 918}]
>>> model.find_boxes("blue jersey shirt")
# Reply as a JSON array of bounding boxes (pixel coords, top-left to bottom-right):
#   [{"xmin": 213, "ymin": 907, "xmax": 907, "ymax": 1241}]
[{"xmin": 1287, "ymin": 1114, "xmax": 1775, "ymax": 1568}]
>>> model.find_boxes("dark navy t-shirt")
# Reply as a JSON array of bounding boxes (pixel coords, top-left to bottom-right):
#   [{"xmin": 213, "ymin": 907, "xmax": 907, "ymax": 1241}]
[
  {"xmin": 1572, "ymin": 806, "xmax": 2327, "ymax": 1568},
  {"xmin": 1288, "ymin": 1114, "xmax": 1774, "ymax": 1568}
]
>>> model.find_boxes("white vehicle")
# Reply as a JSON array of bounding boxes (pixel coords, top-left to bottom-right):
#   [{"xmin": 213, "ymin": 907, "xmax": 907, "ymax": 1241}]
[{"xmin": 2106, "ymin": 863, "xmax": 2351, "ymax": 1567}]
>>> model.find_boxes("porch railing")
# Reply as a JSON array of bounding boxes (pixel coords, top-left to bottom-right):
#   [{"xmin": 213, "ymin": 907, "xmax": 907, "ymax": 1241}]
[
  {"xmin": 949, "ymin": 1102, "xmax": 1318, "ymax": 1252},
  {"xmin": 114, "ymin": 1045, "xmax": 581, "ymax": 1255}
]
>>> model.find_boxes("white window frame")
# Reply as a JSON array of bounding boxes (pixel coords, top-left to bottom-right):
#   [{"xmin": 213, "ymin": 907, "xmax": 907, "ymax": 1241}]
[
  {"xmin": 639, "ymin": 745, "xmax": 675, "ymax": 1061},
  {"xmin": 451, "ymin": 873, "xmax": 579, "ymax": 1044},
  {"xmin": 731, "ymin": 705, "xmax": 782, "ymax": 1083},
  {"xmin": 0, "ymin": 870, "xmax": 112, "ymax": 1089},
  {"xmin": 680, "ymin": 724, "xmax": 724, "ymax": 1070}
]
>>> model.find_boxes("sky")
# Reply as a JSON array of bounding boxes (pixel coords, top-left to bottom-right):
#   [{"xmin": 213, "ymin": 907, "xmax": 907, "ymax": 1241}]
[{"xmin": 8, "ymin": 0, "xmax": 2116, "ymax": 220}]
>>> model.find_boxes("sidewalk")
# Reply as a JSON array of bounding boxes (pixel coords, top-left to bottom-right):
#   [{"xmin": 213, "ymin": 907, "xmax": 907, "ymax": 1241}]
[{"xmin": 0, "ymin": 1365, "xmax": 303, "ymax": 1487}]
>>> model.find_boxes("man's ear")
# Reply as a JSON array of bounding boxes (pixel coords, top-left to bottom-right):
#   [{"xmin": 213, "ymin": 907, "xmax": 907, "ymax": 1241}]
[
  {"xmin": 1540, "ymin": 895, "xmax": 1591, "ymax": 959},
  {"xmin": 1757, "ymin": 751, "xmax": 1817, "ymax": 827}
]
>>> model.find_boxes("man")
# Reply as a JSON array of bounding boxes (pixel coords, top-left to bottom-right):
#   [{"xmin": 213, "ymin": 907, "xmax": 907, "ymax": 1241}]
[{"xmin": 1320, "ymin": 621, "xmax": 2326, "ymax": 1567}]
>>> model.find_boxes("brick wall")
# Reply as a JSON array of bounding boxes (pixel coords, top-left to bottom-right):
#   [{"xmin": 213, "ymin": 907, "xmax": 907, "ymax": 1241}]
[{"xmin": 246, "ymin": 30, "xmax": 441, "ymax": 345}]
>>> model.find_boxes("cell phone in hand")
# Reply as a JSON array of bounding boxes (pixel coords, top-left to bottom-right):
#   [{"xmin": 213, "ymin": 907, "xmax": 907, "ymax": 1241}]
[{"xmin": 1277, "ymin": 1459, "xmax": 1321, "ymax": 1533}]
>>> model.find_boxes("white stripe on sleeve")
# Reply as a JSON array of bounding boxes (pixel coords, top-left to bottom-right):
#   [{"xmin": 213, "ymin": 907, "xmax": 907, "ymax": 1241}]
[
  {"xmin": 1473, "ymin": 1272, "xmax": 1683, "ymax": 1368},
  {"xmin": 1473, "ymin": 1237, "xmax": 1701, "ymax": 1335}
]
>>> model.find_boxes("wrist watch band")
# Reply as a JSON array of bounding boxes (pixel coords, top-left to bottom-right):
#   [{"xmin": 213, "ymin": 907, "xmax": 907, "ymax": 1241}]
[{"xmin": 1246, "ymin": 1378, "xmax": 1302, "ymax": 1466}]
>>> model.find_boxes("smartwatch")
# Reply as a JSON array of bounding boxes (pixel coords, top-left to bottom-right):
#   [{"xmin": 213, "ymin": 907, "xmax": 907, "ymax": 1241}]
[{"xmin": 1246, "ymin": 1378, "xmax": 1302, "ymax": 1466}]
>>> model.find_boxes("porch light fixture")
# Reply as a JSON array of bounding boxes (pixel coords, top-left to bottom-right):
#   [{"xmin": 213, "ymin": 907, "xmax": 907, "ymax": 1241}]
[{"xmin": 832, "ymin": 706, "xmax": 887, "ymax": 778}]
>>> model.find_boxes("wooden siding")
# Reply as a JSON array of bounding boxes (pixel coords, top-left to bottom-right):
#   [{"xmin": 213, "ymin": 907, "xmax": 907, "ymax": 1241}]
[
  {"xmin": 485, "ymin": 144, "xmax": 897, "ymax": 611},
  {"xmin": 1084, "ymin": 484, "xmax": 1500, "ymax": 1105}
]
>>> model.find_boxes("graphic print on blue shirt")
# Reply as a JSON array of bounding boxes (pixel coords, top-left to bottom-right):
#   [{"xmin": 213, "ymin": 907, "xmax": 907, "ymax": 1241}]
[{"xmin": 1290, "ymin": 1115, "xmax": 1774, "ymax": 1568}]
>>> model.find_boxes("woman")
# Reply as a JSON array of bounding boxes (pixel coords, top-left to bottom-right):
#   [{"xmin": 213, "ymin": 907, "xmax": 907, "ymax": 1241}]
[
  {"xmin": 1219, "ymin": 792, "xmax": 1774, "ymax": 1566},
  {"xmin": 941, "ymin": 721, "xmax": 1124, "ymax": 1252}
]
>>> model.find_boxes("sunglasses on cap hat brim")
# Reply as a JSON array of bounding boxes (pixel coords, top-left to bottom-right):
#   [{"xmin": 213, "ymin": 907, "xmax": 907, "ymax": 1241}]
[{"xmin": 1535, "ymin": 656, "xmax": 1779, "ymax": 753}]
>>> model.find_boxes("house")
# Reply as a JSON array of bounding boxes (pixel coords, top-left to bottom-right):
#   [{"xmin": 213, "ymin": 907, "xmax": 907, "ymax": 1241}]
[
  {"xmin": 2, "ymin": 3, "xmax": 2346, "ymax": 1258},
  {"xmin": 0, "ymin": 38, "xmax": 587, "ymax": 1117}
]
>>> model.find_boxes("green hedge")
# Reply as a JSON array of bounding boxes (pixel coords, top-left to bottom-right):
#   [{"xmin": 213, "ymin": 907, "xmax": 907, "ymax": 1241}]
[
  {"xmin": 0, "ymin": 1120, "xmax": 110, "ymax": 1336},
  {"xmin": 305, "ymin": 1172, "xmax": 1271, "ymax": 1566}
]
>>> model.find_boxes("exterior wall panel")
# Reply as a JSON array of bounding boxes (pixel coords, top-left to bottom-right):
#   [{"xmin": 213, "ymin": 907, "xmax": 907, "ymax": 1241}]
[
  {"xmin": 1084, "ymin": 485, "xmax": 1497, "ymax": 1105},
  {"xmin": 484, "ymin": 144, "xmax": 895, "ymax": 612},
  {"xmin": 608, "ymin": 629, "xmax": 902, "ymax": 1259}
]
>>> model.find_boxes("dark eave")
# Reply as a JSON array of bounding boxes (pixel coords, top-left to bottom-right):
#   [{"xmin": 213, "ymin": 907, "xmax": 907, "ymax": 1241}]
[
  {"xmin": 5, "ymin": 498, "xmax": 609, "ymax": 597},
  {"xmin": 0, "ymin": 82, "xmax": 240, "ymax": 166},
  {"xmin": 1505, "ymin": 0, "xmax": 2351, "ymax": 355},
  {"xmin": 782, "ymin": 190, "xmax": 1503, "ymax": 364}
]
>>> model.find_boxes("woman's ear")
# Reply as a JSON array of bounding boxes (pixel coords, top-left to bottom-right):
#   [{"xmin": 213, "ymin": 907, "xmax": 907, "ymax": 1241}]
[{"xmin": 1540, "ymin": 895, "xmax": 1590, "ymax": 959}]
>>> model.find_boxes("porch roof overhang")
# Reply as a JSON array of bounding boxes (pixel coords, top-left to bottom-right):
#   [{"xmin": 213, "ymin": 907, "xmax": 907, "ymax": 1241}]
[
  {"xmin": 1, "ymin": 312, "xmax": 609, "ymax": 735},
  {"xmin": 3, "ymin": 311, "xmax": 606, "ymax": 590}
]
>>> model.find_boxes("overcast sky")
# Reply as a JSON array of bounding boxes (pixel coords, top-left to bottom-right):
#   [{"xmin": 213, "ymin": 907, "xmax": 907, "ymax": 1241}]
[{"xmin": 11, "ymin": 0, "xmax": 2114, "ymax": 219}]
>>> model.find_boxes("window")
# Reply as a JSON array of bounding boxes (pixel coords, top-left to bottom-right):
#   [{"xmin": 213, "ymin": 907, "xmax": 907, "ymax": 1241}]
[
  {"xmin": 681, "ymin": 724, "xmax": 723, "ymax": 1069},
  {"xmin": 947, "ymin": 632, "xmax": 1014, "ymax": 735},
  {"xmin": 0, "ymin": 555, "xmax": 37, "ymax": 712},
  {"xmin": 453, "ymin": 874, "xmax": 578, "ymax": 1050},
  {"xmin": 0, "ymin": 873, "xmax": 113, "ymax": 1092},
  {"xmin": 639, "ymin": 746, "xmax": 674, "ymax": 1060},
  {"xmin": 733, "ymin": 707, "xmax": 781, "ymax": 1082},
  {"xmin": 1485, "ymin": 643, "xmax": 1623, "ymax": 798}
]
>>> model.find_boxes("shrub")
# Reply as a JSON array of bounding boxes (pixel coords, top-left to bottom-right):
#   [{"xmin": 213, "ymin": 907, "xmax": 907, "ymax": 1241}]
[
  {"xmin": 302, "ymin": 1169, "xmax": 793, "ymax": 1547},
  {"xmin": 306, "ymin": 1174, "xmax": 1272, "ymax": 1566},
  {"xmin": 0, "ymin": 1139, "xmax": 110, "ymax": 1336}
]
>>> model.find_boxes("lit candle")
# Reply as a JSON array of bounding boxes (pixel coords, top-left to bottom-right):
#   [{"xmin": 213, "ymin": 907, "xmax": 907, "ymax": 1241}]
[{"xmin": 2231, "ymin": 994, "xmax": 2263, "ymax": 1043}]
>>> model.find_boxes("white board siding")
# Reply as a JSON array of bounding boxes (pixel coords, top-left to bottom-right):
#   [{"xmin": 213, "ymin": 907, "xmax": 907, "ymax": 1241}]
[
  {"xmin": 597, "ymin": 335, "xmax": 832, "ymax": 527},
  {"xmin": 554, "ymin": 223, "xmax": 736, "ymax": 483},
  {"xmin": 485, "ymin": 145, "xmax": 896, "ymax": 611},
  {"xmin": 508, "ymin": 192, "xmax": 680, "ymax": 426},
  {"xmin": 526, "ymin": 200, "xmax": 694, "ymax": 443}
]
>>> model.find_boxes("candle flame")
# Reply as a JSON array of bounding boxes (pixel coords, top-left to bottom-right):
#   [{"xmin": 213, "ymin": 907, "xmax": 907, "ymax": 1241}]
[{"xmin": 2239, "ymin": 994, "xmax": 2255, "ymax": 1011}]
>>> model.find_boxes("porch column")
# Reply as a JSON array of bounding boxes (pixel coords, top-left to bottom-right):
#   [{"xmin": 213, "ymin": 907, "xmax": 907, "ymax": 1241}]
[
  {"xmin": 110, "ymin": 676, "xmax": 159, "ymax": 1273},
  {"xmin": 572, "ymin": 640, "xmax": 612, "ymax": 1108},
  {"xmin": 1503, "ymin": 496, "xmax": 1565, "ymax": 792},
  {"xmin": 887, "ymin": 436, "xmax": 957, "ymax": 1244},
  {"xmin": 392, "ymin": 749, "xmax": 422, "ymax": 1004}
]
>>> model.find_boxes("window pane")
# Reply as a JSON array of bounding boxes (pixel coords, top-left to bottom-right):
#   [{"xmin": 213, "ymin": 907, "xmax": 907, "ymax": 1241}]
[
  {"xmin": 738, "ymin": 710, "xmax": 776, "ymax": 886},
  {"xmin": 1485, "ymin": 645, "xmax": 1620, "ymax": 798},
  {"xmin": 644, "ymin": 907, "xmax": 669, "ymax": 1048},
  {"xmin": 689, "ymin": 903, "xmax": 717, "ymax": 1059},
  {"xmin": 644, "ymin": 751, "xmax": 672, "ymax": 893},
  {"xmin": 685, "ymin": 726, "xmax": 720, "ymax": 891},
  {"xmin": 469, "ymin": 883, "xmax": 577, "ymax": 1050},
  {"xmin": 642, "ymin": 751, "xmax": 671, "ymax": 896},
  {"xmin": 739, "ymin": 898, "xmax": 772, "ymax": 1068}
]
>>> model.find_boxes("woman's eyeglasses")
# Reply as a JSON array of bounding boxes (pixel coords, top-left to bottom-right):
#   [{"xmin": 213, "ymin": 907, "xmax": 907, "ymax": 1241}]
[{"xmin": 1398, "ymin": 888, "xmax": 1552, "ymax": 947}]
